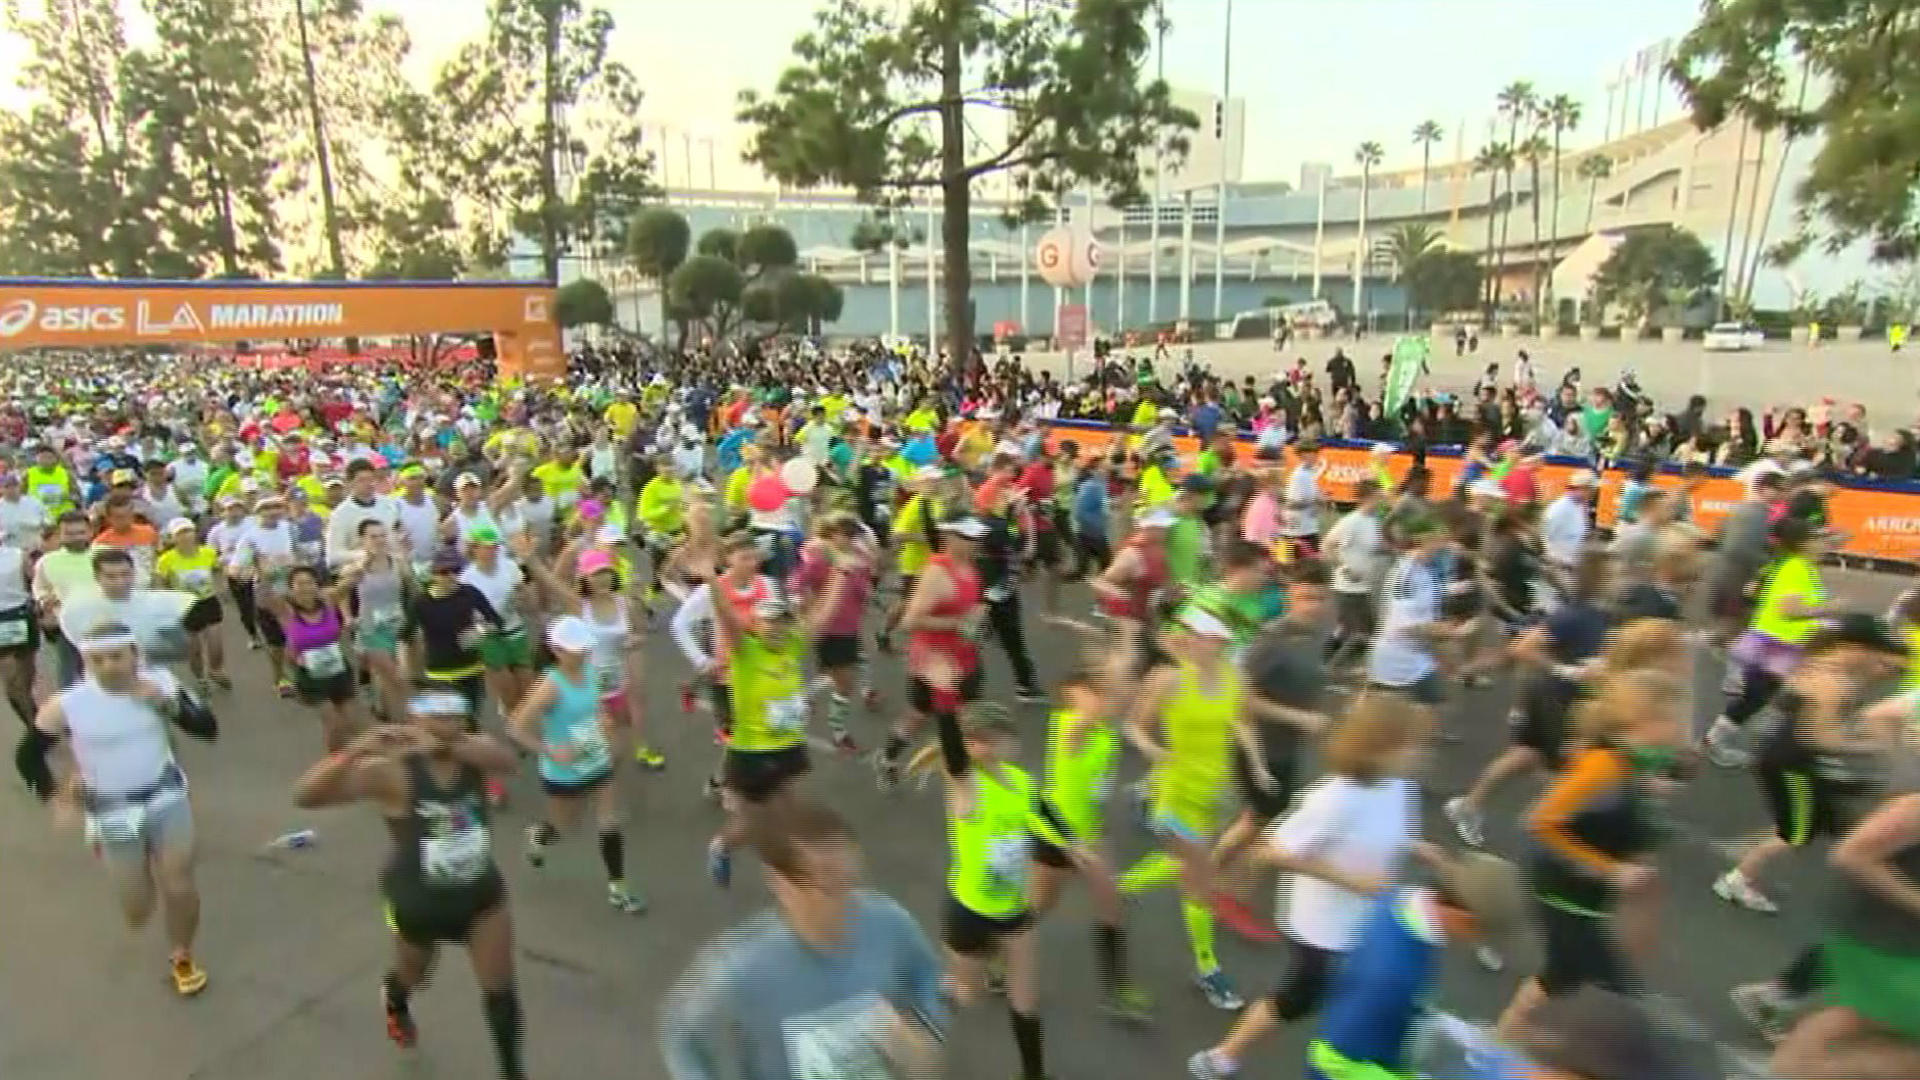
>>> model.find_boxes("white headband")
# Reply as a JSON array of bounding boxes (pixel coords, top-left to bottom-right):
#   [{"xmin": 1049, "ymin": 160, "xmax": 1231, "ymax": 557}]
[{"xmin": 79, "ymin": 631, "xmax": 138, "ymax": 651}]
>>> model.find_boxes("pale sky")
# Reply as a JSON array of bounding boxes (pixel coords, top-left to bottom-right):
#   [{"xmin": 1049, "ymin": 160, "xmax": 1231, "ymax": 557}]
[{"xmin": 0, "ymin": 0, "xmax": 1701, "ymax": 189}]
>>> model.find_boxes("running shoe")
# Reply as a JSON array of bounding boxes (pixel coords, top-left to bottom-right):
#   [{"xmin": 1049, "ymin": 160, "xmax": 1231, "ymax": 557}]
[
  {"xmin": 1729, "ymin": 981, "xmax": 1801, "ymax": 1044},
  {"xmin": 607, "ymin": 882, "xmax": 648, "ymax": 914},
  {"xmin": 1187, "ymin": 1050, "xmax": 1232, "ymax": 1080},
  {"xmin": 1211, "ymin": 891, "xmax": 1279, "ymax": 944},
  {"xmin": 1015, "ymin": 686, "xmax": 1046, "ymax": 704},
  {"xmin": 703, "ymin": 775, "xmax": 723, "ymax": 801},
  {"xmin": 211, "ymin": 672, "xmax": 233, "ymax": 692},
  {"xmin": 679, "ymin": 684, "xmax": 696, "ymax": 714},
  {"xmin": 712, "ymin": 724, "xmax": 730, "ymax": 747},
  {"xmin": 524, "ymin": 824, "xmax": 547, "ymax": 869},
  {"xmin": 1445, "ymin": 797, "xmax": 1486, "ymax": 848},
  {"xmin": 275, "ymin": 678, "xmax": 294, "ymax": 698},
  {"xmin": 863, "ymin": 687, "xmax": 880, "ymax": 710},
  {"xmin": 1713, "ymin": 869, "xmax": 1780, "ymax": 914},
  {"xmin": 1705, "ymin": 717, "xmax": 1753, "ymax": 768},
  {"xmin": 707, "ymin": 837, "xmax": 732, "ymax": 889},
  {"xmin": 634, "ymin": 745, "xmax": 667, "ymax": 770},
  {"xmin": 1195, "ymin": 969, "xmax": 1243, "ymax": 1011},
  {"xmin": 874, "ymin": 630, "xmax": 893, "ymax": 654},
  {"xmin": 484, "ymin": 777, "xmax": 507, "ymax": 808},
  {"xmin": 829, "ymin": 724, "xmax": 858, "ymax": 755},
  {"xmin": 383, "ymin": 983, "xmax": 417, "ymax": 1048},
  {"xmin": 1101, "ymin": 984, "xmax": 1152, "ymax": 1024},
  {"xmin": 170, "ymin": 951, "xmax": 209, "ymax": 997},
  {"xmin": 1475, "ymin": 945, "xmax": 1505, "ymax": 972},
  {"xmin": 246, "ymin": 637, "xmax": 260, "ymax": 651}
]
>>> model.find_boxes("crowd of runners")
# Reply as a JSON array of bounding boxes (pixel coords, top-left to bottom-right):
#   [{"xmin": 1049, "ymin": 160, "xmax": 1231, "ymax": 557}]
[{"xmin": 5, "ymin": 337, "xmax": 1920, "ymax": 1080}]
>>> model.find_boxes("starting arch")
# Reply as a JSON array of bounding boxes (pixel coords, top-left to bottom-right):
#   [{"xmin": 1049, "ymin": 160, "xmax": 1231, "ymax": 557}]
[{"xmin": 0, "ymin": 278, "xmax": 563, "ymax": 378}]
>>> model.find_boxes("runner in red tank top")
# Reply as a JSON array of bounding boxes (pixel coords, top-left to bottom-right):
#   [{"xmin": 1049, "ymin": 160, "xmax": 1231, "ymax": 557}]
[
  {"xmin": 1095, "ymin": 508, "xmax": 1175, "ymax": 623},
  {"xmin": 876, "ymin": 515, "xmax": 989, "ymax": 791}
]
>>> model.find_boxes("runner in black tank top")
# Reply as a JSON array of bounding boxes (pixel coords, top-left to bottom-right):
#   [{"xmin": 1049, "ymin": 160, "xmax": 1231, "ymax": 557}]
[{"xmin": 293, "ymin": 691, "xmax": 530, "ymax": 1080}]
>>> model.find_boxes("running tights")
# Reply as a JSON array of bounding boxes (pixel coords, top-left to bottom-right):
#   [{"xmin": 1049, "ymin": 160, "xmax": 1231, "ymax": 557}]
[
  {"xmin": 228, "ymin": 580, "xmax": 260, "ymax": 641},
  {"xmin": 482, "ymin": 986, "xmax": 526, "ymax": 1080},
  {"xmin": 1724, "ymin": 666, "xmax": 1782, "ymax": 728}
]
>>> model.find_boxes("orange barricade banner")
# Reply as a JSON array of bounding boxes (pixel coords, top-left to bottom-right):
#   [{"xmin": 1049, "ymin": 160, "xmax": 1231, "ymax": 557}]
[
  {"xmin": 0, "ymin": 279, "xmax": 562, "ymax": 378},
  {"xmin": 1026, "ymin": 419, "xmax": 1918, "ymax": 566}
]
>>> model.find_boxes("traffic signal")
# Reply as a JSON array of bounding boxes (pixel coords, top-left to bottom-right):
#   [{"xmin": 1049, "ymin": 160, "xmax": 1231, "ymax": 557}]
[{"xmin": 1212, "ymin": 102, "xmax": 1225, "ymax": 139}]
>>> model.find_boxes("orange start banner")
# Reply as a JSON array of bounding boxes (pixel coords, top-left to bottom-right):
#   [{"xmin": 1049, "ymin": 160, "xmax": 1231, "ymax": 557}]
[
  {"xmin": 0, "ymin": 278, "xmax": 563, "ymax": 378},
  {"xmin": 1031, "ymin": 418, "xmax": 1920, "ymax": 567}
]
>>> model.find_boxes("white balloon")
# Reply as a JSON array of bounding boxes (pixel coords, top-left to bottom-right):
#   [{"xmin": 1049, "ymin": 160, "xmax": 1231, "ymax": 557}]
[
  {"xmin": 1034, "ymin": 226, "xmax": 1100, "ymax": 288},
  {"xmin": 779, "ymin": 457, "xmax": 818, "ymax": 494}
]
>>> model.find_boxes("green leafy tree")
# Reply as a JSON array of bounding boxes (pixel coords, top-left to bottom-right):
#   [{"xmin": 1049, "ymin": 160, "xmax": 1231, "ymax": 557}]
[
  {"xmin": 123, "ymin": 0, "xmax": 288, "ymax": 278},
  {"xmin": 737, "ymin": 224, "xmax": 800, "ymax": 280},
  {"xmin": 697, "ymin": 228, "xmax": 741, "ymax": 264},
  {"xmin": 1825, "ymin": 279, "xmax": 1867, "ymax": 326},
  {"xmin": 668, "ymin": 254, "xmax": 745, "ymax": 339},
  {"xmin": 0, "ymin": 0, "xmax": 165, "ymax": 275},
  {"xmin": 745, "ymin": 270, "xmax": 845, "ymax": 334},
  {"xmin": 1669, "ymin": 0, "xmax": 1917, "ymax": 259},
  {"xmin": 555, "ymin": 277, "xmax": 615, "ymax": 328},
  {"xmin": 399, "ymin": 0, "xmax": 650, "ymax": 281},
  {"xmin": 366, "ymin": 194, "xmax": 467, "ymax": 280},
  {"xmin": 627, "ymin": 207, "xmax": 691, "ymax": 348},
  {"xmin": 1404, "ymin": 250, "xmax": 1484, "ymax": 318},
  {"xmin": 849, "ymin": 213, "xmax": 919, "ymax": 252},
  {"xmin": 738, "ymin": 0, "xmax": 1196, "ymax": 365},
  {"xmin": 1590, "ymin": 224, "xmax": 1718, "ymax": 327}
]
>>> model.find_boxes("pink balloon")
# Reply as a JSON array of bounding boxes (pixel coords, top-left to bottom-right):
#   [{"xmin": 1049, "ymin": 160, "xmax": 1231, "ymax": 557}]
[{"xmin": 748, "ymin": 473, "xmax": 790, "ymax": 513}]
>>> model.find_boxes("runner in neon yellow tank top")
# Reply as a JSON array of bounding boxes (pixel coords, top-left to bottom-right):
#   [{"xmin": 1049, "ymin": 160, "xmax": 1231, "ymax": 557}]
[
  {"xmin": 909, "ymin": 703, "xmax": 1060, "ymax": 1080},
  {"xmin": 694, "ymin": 546, "xmax": 845, "ymax": 891},
  {"xmin": 1121, "ymin": 605, "xmax": 1273, "ymax": 1013},
  {"xmin": 1709, "ymin": 515, "xmax": 1837, "ymax": 767},
  {"xmin": 1028, "ymin": 616, "xmax": 1152, "ymax": 1021}
]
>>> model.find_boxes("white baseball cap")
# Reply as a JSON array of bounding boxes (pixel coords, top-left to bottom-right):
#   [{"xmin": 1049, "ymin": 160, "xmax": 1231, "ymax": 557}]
[{"xmin": 547, "ymin": 615, "xmax": 595, "ymax": 654}]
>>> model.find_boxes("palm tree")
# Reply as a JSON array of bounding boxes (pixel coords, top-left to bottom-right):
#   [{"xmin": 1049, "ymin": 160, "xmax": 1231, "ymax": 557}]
[
  {"xmin": 1518, "ymin": 130, "xmax": 1551, "ymax": 325},
  {"xmin": 1412, "ymin": 120, "xmax": 1443, "ymax": 215},
  {"xmin": 1473, "ymin": 142, "xmax": 1513, "ymax": 315},
  {"xmin": 1578, "ymin": 155, "xmax": 1613, "ymax": 231},
  {"xmin": 1354, "ymin": 140, "xmax": 1385, "ymax": 324},
  {"xmin": 1544, "ymin": 94, "xmax": 1581, "ymax": 307},
  {"xmin": 1384, "ymin": 223, "xmax": 1442, "ymax": 274},
  {"xmin": 1494, "ymin": 82, "xmax": 1536, "ymax": 291}
]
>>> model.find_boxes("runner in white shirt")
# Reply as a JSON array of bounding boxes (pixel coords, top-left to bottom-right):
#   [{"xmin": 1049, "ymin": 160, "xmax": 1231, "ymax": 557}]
[
  {"xmin": 1279, "ymin": 440, "xmax": 1327, "ymax": 560},
  {"xmin": 1322, "ymin": 479, "xmax": 1388, "ymax": 670},
  {"xmin": 236, "ymin": 496, "xmax": 299, "ymax": 692},
  {"xmin": 23, "ymin": 619, "xmax": 219, "ymax": 998},
  {"xmin": 0, "ymin": 470, "xmax": 49, "ymax": 550},
  {"xmin": 390, "ymin": 468, "xmax": 444, "ymax": 575},
  {"xmin": 1187, "ymin": 695, "xmax": 1425, "ymax": 1080}
]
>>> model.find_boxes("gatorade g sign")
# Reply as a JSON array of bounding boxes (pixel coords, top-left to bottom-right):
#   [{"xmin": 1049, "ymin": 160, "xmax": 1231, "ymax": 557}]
[{"xmin": 0, "ymin": 278, "xmax": 564, "ymax": 378}]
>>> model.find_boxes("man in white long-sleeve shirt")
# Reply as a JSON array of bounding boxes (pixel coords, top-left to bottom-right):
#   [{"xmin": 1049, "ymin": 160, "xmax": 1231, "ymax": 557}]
[
  {"xmin": 323, "ymin": 460, "xmax": 399, "ymax": 569},
  {"xmin": 669, "ymin": 582, "xmax": 729, "ymax": 800},
  {"xmin": 1539, "ymin": 470, "xmax": 1597, "ymax": 606}
]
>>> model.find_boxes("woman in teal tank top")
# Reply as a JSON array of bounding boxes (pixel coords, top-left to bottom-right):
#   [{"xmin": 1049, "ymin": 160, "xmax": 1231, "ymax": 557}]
[
  {"xmin": 909, "ymin": 702, "xmax": 1055, "ymax": 1080},
  {"xmin": 506, "ymin": 616, "xmax": 645, "ymax": 914}
]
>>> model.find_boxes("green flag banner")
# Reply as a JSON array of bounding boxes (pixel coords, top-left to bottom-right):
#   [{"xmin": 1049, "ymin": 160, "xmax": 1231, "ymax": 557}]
[{"xmin": 1385, "ymin": 335, "xmax": 1428, "ymax": 417}]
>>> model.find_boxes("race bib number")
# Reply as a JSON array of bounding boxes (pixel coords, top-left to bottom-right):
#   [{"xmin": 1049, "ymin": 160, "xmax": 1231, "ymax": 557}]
[
  {"xmin": 987, "ymin": 833, "xmax": 1029, "ymax": 892},
  {"xmin": 300, "ymin": 642, "xmax": 347, "ymax": 677},
  {"xmin": 35, "ymin": 483, "xmax": 63, "ymax": 505},
  {"xmin": 566, "ymin": 726, "xmax": 611, "ymax": 773},
  {"xmin": 420, "ymin": 825, "xmax": 490, "ymax": 886},
  {"xmin": 782, "ymin": 995, "xmax": 898, "ymax": 1080},
  {"xmin": 180, "ymin": 568, "xmax": 214, "ymax": 595},
  {"xmin": 767, "ymin": 693, "xmax": 808, "ymax": 734},
  {"xmin": 296, "ymin": 540, "xmax": 323, "ymax": 565},
  {"xmin": 0, "ymin": 615, "xmax": 29, "ymax": 647},
  {"xmin": 985, "ymin": 583, "xmax": 1012, "ymax": 603},
  {"xmin": 86, "ymin": 802, "xmax": 147, "ymax": 845},
  {"xmin": 366, "ymin": 607, "xmax": 404, "ymax": 634}
]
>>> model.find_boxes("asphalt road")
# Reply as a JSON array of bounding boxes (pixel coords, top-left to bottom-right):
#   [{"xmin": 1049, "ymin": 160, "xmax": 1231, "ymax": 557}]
[{"xmin": 1, "ymin": 564, "xmax": 1907, "ymax": 1080}]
